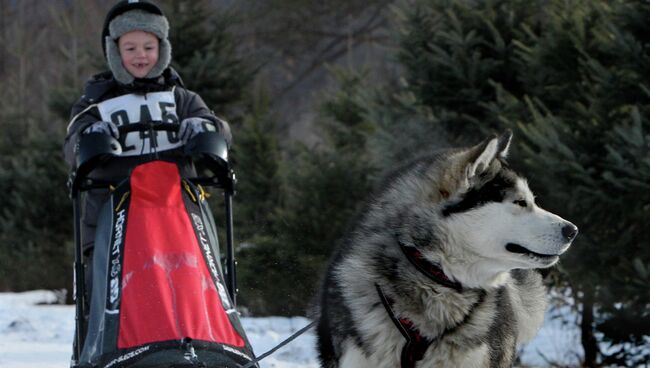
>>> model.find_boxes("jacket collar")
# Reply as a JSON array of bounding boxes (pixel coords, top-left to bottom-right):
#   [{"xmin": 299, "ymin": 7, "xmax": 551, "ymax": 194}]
[{"xmin": 83, "ymin": 67, "xmax": 185, "ymax": 102}]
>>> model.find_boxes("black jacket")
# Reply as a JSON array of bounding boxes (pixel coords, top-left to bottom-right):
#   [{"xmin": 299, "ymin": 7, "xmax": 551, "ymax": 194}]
[
  {"xmin": 64, "ymin": 67, "xmax": 231, "ymax": 178},
  {"xmin": 64, "ymin": 67, "xmax": 231, "ymax": 250}
]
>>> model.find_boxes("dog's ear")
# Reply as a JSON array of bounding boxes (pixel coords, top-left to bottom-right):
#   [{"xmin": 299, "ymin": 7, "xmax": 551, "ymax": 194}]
[
  {"xmin": 497, "ymin": 129, "xmax": 512, "ymax": 159},
  {"xmin": 465, "ymin": 134, "xmax": 499, "ymax": 181},
  {"xmin": 441, "ymin": 131, "xmax": 511, "ymax": 196}
]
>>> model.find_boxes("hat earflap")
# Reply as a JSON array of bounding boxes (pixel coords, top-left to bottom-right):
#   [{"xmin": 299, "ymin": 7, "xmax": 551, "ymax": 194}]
[
  {"xmin": 145, "ymin": 38, "xmax": 171, "ymax": 79},
  {"xmin": 106, "ymin": 36, "xmax": 135, "ymax": 85}
]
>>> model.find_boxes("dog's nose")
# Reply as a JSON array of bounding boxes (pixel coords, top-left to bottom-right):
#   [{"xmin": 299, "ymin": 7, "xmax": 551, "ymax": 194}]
[{"xmin": 561, "ymin": 223, "xmax": 578, "ymax": 242}]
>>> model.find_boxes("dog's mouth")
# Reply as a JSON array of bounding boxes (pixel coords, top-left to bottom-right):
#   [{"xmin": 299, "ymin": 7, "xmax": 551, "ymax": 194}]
[{"xmin": 505, "ymin": 243, "xmax": 558, "ymax": 260}]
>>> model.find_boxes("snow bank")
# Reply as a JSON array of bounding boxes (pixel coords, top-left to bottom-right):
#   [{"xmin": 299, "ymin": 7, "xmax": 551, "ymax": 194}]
[{"xmin": 0, "ymin": 290, "xmax": 582, "ymax": 367}]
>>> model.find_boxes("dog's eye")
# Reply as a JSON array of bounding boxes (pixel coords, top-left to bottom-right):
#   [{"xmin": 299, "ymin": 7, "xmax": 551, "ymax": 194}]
[{"xmin": 513, "ymin": 200, "xmax": 527, "ymax": 207}]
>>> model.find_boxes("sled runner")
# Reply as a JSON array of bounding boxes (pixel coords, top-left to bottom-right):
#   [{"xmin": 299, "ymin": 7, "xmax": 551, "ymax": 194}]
[{"xmin": 69, "ymin": 122, "xmax": 257, "ymax": 368}]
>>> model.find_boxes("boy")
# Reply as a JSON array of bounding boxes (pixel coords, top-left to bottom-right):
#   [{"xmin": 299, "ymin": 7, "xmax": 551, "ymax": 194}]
[{"xmin": 64, "ymin": 0, "xmax": 231, "ymax": 257}]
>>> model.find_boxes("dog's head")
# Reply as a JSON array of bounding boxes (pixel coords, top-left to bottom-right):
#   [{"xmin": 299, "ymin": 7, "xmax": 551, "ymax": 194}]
[{"xmin": 428, "ymin": 130, "xmax": 577, "ymax": 275}]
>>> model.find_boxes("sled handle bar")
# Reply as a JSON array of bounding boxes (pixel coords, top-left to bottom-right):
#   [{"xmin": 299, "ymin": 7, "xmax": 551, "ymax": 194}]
[
  {"xmin": 69, "ymin": 122, "xmax": 231, "ymax": 195},
  {"xmin": 120, "ymin": 122, "xmax": 233, "ymax": 191},
  {"xmin": 116, "ymin": 121, "xmax": 178, "ymax": 134}
]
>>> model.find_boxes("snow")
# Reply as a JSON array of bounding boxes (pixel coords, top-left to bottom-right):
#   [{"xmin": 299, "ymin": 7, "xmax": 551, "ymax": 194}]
[{"xmin": 0, "ymin": 290, "xmax": 582, "ymax": 367}]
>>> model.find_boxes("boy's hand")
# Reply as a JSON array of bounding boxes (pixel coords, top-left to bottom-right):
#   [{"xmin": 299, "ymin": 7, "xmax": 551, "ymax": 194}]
[
  {"xmin": 179, "ymin": 118, "xmax": 216, "ymax": 143},
  {"xmin": 83, "ymin": 121, "xmax": 119, "ymax": 139}
]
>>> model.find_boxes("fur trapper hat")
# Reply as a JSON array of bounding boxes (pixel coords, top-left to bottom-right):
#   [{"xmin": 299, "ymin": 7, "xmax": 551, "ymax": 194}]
[{"xmin": 102, "ymin": 1, "xmax": 171, "ymax": 85}]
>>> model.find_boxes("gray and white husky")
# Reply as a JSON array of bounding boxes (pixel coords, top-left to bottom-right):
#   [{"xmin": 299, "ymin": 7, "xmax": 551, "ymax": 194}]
[{"xmin": 316, "ymin": 131, "xmax": 578, "ymax": 368}]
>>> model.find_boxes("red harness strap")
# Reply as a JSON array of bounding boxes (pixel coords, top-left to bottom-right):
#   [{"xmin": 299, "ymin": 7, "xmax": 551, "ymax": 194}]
[
  {"xmin": 374, "ymin": 244, "xmax": 464, "ymax": 367},
  {"xmin": 375, "ymin": 284, "xmax": 433, "ymax": 368},
  {"xmin": 375, "ymin": 245, "xmax": 491, "ymax": 367},
  {"xmin": 399, "ymin": 244, "xmax": 463, "ymax": 292}
]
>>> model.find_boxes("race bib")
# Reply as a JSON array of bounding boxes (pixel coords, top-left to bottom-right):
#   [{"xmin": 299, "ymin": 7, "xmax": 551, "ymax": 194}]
[{"xmin": 97, "ymin": 92, "xmax": 183, "ymax": 156}]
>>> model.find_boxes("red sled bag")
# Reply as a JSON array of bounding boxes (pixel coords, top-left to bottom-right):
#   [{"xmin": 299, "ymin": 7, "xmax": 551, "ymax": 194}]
[{"xmin": 70, "ymin": 125, "xmax": 256, "ymax": 368}]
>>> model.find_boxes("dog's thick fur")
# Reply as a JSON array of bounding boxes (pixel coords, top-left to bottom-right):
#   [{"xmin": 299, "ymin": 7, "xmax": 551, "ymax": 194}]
[{"xmin": 316, "ymin": 131, "xmax": 577, "ymax": 368}]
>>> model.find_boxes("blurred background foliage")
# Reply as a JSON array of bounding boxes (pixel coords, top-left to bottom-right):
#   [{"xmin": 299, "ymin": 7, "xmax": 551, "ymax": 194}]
[{"xmin": 0, "ymin": 0, "xmax": 648, "ymax": 365}]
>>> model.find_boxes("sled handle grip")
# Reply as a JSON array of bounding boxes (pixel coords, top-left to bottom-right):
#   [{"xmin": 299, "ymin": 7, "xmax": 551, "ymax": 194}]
[{"xmin": 117, "ymin": 121, "xmax": 178, "ymax": 134}]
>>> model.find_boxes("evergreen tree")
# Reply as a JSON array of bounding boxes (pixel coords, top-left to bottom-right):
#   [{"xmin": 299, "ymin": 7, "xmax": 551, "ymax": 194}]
[
  {"xmin": 238, "ymin": 143, "xmax": 375, "ymax": 316},
  {"xmin": 231, "ymin": 92, "xmax": 284, "ymax": 313},
  {"xmin": 231, "ymin": 92, "xmax": 282, "ymax": 242},
  {"xmin": 237, "ymin": 72, "xmax": 377, "ymax": 315},
  {"xmin": 0, "ymin": 27, "xmax": 74, "ymax": 292},
  {"xmin": 0, "ymin": 131, "xmax": 71, "ymax": 291},
  {"xmin": 494, "ymin": 2, "xmax": 650, "ymax": 364},
  {"xmin": 323, "ymin": 0, "xmax": 649, "ymax": 364},
  {"xmin": 163, "ymin": 0, "xmax": 254, "ymax": 116},
  {"xmin": 394, "ymin": 0, "xmax": 536, "ymax": 144}
]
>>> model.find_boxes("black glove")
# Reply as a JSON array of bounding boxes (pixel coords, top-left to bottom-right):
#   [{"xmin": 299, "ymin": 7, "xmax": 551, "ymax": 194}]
[{"xmin": 83, "ymin": 121, "xmax": 119, "ymax": 139}]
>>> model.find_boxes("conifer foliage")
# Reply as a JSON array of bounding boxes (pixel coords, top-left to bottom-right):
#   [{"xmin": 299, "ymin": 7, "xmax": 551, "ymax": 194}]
[
  {"xmin": 497, "ymin": 2, "xmax": 650, "ymax": 364},
  {"xmin": 336, "ymin": 0, "xmax": 650, "ymax": 365},
  {"xmin": 0, "ymin": 131, "xmax": 71, "ymax": 291},
  {"xmin": 236, "ymin": 76, "xmax": 377, "ymax": 315},
  {"xmin": 163, "ymin": 0, "xmax": 253, "ymax": 116}
]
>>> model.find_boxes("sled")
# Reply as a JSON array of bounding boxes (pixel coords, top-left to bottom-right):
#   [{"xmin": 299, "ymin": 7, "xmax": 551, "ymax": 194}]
[{"xmin": 68, "ymin": 122, "xmax": 257, "ymax": 368}]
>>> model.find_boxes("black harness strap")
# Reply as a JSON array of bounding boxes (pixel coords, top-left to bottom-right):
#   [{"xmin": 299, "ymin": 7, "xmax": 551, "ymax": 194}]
[
  {"xmin": 373, "ymin": 241, "xmax": 467, "ymax": 367},
  {"xmin": 376, "ymin": 285, "xmax": 433, "ymax": 368},
  {"xmin": 375, "ymin": 240, "xmax": 491, "ymax": 367}
]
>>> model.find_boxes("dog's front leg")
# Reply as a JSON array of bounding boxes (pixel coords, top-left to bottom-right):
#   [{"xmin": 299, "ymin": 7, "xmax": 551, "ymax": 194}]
[{"xmin": 339, "ymin": 340, "xmax": 382, "ymax": 368}]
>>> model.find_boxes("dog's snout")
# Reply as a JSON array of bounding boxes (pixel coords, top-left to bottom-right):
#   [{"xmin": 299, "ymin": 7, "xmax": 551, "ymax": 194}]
[{"xmin": 561, "ymin": 223, "xmax": 578, "ymax": 242}]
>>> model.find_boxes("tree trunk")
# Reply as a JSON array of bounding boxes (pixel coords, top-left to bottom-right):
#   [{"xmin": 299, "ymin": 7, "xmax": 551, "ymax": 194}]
[{"xmin": 581, "ymin": 288, "xmax": 599, "ymax": 367}]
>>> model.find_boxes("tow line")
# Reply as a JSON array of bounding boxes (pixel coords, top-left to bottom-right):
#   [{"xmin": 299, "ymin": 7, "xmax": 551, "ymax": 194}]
[{"xmin": 241, "ymin": 321, "xmax": 317, "ymax": 368}]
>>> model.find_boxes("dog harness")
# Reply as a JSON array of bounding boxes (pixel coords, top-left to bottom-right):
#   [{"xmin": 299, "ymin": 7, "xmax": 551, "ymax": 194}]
[
  {"xmin": 399, "ymin": 244, "xmax": 463, "ymax": 292},
  {"xmin": 375, "ymin": 244, "xmax": 464, "ymax": 367},
  {"xmin": 376, "ymin": 285, "xmax": 433, "ymax": 368}
]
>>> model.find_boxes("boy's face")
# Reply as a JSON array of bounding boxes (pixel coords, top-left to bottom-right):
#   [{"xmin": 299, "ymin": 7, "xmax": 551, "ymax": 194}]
[{"xmin": 118, "ymin": 31, "xmax": 159, "ymax": 79}]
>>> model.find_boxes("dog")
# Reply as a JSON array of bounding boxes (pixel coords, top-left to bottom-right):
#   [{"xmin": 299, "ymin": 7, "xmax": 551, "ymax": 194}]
[{"xmin": 315, "ymin": 131, "xmax": 578, "ymax": 368}]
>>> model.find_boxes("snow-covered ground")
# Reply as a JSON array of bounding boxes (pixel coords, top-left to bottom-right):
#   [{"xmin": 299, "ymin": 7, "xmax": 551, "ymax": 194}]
[{"xmin": 0, "ymin": 290, "xmax": 582, "ymax": 367}]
